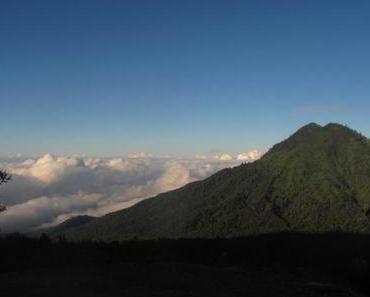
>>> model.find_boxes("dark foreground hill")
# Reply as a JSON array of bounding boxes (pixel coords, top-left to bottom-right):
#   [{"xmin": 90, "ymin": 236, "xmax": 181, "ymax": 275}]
[
  {"xmin": 53, "ymin": 123, "xmax": 370, "ymax": 241},
  {"xmin": 2, "ymin": 232, "xmax": 370, "ymax": 297}
]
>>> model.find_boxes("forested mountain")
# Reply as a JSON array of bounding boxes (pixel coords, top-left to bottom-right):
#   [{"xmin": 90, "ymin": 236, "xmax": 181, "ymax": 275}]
[{"xmin": 52, "ymin": 123, "xmax": 370, "ymax": 241}]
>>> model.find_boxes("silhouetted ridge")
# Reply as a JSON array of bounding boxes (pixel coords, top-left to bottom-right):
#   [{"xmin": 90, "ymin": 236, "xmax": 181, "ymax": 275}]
[
  {"xmin": 265, "ymin": 123, "xmax": 365, "ymax": 157},
  {"xmin": 40, "ymin": 215, "xmax": 96, "ymax": 236},
  {"xmin": 58, "ymin": 215, "xmax": 95, "ymax": 230},
  {"xmin": 49, "ymin": 123, "xmax": 370, "ymax": 241},
  {"xmin": 265, "ymin": 123, "xmax": 322, "ymax": 155},
  {"xmin": 296, "ymin": 122, "xmax": 322, "ymax": 133}
]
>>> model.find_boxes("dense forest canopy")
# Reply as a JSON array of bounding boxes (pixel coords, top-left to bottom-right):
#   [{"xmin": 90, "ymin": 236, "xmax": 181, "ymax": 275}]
[{"xmin": 48, "ymin": 123, "xmax": 370, "ymax": 241}]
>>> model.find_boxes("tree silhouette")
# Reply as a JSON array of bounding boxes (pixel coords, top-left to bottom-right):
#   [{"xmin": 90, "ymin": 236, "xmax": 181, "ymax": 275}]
[
  {"xmin": 0, "ymin": 170, "xmax": 11, "ymax": 212},
  {"xmin": 0, "ymin": 170, "xmax": 11, "ymax": 185}
]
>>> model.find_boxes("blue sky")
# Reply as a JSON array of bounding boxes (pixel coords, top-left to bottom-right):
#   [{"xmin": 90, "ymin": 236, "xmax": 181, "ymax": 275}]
[{"xmin": 1, "ymin": 0, "xmax": 370, "ymax": 156}]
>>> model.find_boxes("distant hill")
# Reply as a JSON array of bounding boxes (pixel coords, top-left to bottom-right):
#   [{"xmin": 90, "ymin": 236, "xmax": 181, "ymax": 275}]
[
  {"xmin": 37, "ymin": 215, "xmax": 95, "ymax": 237},
  {"xmin": 50, "ymin": 123, "xmax": 370, "ymax": 241}
]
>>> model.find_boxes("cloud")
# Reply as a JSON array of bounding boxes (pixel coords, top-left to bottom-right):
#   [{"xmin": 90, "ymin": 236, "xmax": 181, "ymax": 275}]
[
  {"xmin": 219, "ymin": 153, "xmax": 233, "ymax": 161},
  {"xmin": 0, "ymin": 150, "xmax": 263, "ymax": 232},
  {"xmin": 0, "ymin": 193, "xmax": 102, "ymax": 232},
  {"xmin": 194, "ymin": 153, "xmax": 235, "ymax": 161},
  {"xmin": 127, "ymin": 152, "xmax": 153, "ymax": 159},
  {"xmin": 236, "ymin": 150, "xmax": 263, "ymax": 161}
]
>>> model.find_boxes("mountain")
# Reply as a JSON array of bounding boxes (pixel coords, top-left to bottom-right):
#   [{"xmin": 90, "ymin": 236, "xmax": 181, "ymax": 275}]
[
  {"xmin": 35, "ymin": 215, "xmax": 96, "ymax": 237},
  {"xmin": 52, "ymin": 123, "xmax": 370, "ymax": 241}
]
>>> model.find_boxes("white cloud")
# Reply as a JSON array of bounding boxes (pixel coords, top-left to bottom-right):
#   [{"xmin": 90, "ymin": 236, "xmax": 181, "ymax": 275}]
[
  {"xmin": 219, "ymin": 153, "xmax": 233, "ymax": 161},
  {"xmin": 236, "ymin": 150, "xmax": 264, "ymax": 162},
  {"xmin": 0, "ymin": 150, "xmax": 262, "ymax": 232},
  {"xmin": 0, "ymin": 193, "xmax": 102, "ymax": 232},
  {"xmin": 127, "ymin": 152, "xmax": 153, "ymax": 159},
  {"xmin": 153, "ymin": 161, "xmax": 191, "ymax": 192}
]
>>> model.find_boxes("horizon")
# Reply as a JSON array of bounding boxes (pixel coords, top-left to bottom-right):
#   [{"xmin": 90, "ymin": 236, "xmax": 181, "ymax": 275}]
[
  {"xmin": 0, "ymin": 121, "xmax": 365, "ymax": 159},
  {"xmin": 0, "ymin": 121, "xmax": 367, "ymax": 232}
]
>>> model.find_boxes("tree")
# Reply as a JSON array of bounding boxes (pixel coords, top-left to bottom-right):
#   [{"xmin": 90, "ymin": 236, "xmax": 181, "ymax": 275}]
[
  {"xmin": 0, "ymin": 170, "xmax": 11, "ymax": 212},
  {"xmin": 0, "ymin": 170, "xmax": 11, "ymax": 185}
]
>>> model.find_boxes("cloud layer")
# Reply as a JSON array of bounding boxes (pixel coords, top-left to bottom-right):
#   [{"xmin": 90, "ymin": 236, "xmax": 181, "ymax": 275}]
[{"xmin": 0, "ymin": 151, "xmax": 263, "ymax": 232}]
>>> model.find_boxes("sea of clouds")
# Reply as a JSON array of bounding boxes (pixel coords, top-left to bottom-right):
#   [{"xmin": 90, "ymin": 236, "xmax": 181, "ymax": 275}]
[{"xmin": 0, "ymin": 150, "xmax": 263, "ymax": 232}]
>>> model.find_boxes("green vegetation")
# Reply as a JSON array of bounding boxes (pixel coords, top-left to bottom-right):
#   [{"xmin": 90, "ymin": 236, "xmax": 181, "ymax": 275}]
[
  {"xmin": 5, "ymin": 123, "xmax": 370, "ymax": 296},
  {"xmin": 52, "ymin": 123, "xmax": 370, "ymax": 241}
]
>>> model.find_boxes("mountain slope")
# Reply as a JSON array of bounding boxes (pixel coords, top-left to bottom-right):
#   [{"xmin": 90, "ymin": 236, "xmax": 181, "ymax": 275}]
[
  {"xmin": 48, "ymin": 215, "xmax": 96, "ymax": 235},
  {"xmin": 32, "ymin": 215, "xmax": 96, "ymax": 237},
  {"xmin": 54, "ymin": 123, "xmax": 370, "ymax": 241}
]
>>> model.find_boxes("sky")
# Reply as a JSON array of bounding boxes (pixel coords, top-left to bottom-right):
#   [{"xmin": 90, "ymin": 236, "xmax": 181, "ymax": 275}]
[{"xmin": 1, "ymin": 0, "xmax": 370, "ymax": 157}]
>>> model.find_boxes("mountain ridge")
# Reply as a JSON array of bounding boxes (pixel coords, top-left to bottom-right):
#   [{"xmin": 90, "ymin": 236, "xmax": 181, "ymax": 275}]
[{"xmin": 49, "ymin": 123, "xmax": 370, "ymax": 241}]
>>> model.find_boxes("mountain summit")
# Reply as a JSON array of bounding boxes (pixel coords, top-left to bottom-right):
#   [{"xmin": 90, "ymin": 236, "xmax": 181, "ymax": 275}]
[{"xmin": 54, "ymin": 123, "xmax": 370, "ymax": 241}]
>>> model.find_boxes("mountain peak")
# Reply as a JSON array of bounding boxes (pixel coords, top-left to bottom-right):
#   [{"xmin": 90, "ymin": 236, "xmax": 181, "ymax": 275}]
[
  {"xmin": 293, "ymin": 122, "xmax": 322, "ymax": 136},
  {"xmin": 49, "ymin": 123, "xmax": 370, "ymax": 241},
  {"xmin": 296, "ymin": 122, "xmax": 354, "ymax": 134},
  {"xmin": 324, "ymin": 123, "xmax": 352, "ymax": 132},
  {"xmin": 266, "ymin": 123, "xmax": 322, "ymax": 154},
  {"xmin": 266, "ymin": 122, "xmax": 365, "ymax": 156},
  {"xmin": 300, "ymin": 122, "xmax": 322, "ymax": 130}
]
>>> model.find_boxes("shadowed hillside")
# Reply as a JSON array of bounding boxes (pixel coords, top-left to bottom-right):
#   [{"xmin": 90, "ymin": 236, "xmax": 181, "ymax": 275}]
[
  {"xmin": 48, "ymin": 123, "xmax": 370, "ymax": 241},
  {"xmin": 1, "ymin": 232, "xmax": 370, "ymax": 297}
]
